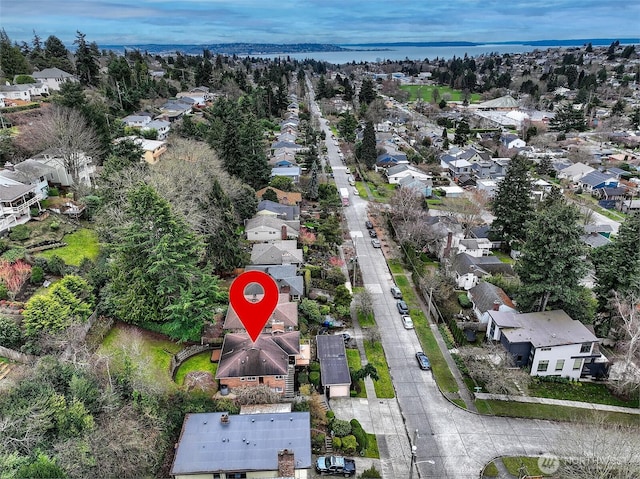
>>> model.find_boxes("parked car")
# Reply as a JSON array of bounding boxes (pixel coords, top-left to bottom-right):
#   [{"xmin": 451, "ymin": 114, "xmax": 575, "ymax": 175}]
[
  {"xmin": 390, "ymin": 286, "xmax": 402, "ymax": 299},
  {"xmin": 368, "ymin": 229, "xmax": 377, "ymax": 238},
  {"xmin": 415, "ymin": 351, "xmax": 431, "ymax": 370},
  {"xmin": 353, "ymin": 188, "xmax": 359, "ymax": 196},
  {"xmin": 365, "ymin": 220, "xmax": 373, "ymax": 229},
  {"xmin": 401, "ymin": 315, "xmax": 414, "ymax": 329},
  {"xmin": 315, "ymin": 456, "xmax": 356, "ymax": 477},
  {"xmin": 396, "ymin": 300, "xmax": 409, "ymax": 314},
  {"xmin": 371, "ymin": 238, "xmax": 381, "ymax": 248}
]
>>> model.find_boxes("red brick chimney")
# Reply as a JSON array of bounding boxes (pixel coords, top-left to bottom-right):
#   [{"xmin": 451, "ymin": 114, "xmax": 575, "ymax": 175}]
[
  {"xmin": 493, "ymin": 300, "xmax": 501, "ymax": 311},
  {"xmin": 443, "ymin": 232, "xmax": 453, "ymax": 258},
  {"xmin": 278, "ymin": 449, "xmax": 295, "ymax": 477},
  {"xmin": 281, "ymin": 225, "xmax": 288, "ymax": 240}
]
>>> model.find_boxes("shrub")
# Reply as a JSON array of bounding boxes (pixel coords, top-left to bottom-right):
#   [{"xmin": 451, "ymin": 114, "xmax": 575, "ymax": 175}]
[
  {"xmin": 0, "ymin": 316, "xmax": 22, "ymax": 348},
  {"xmin": 332, "ymin": 436, "xmax": 342, "ymax": 449},
  {"xmin": 457, "ymin": 293, "xmax": 472, "ymax": 308},
  {"xmin": 326, "ymin": 267, "xmax": 346, "ymax": 286},
  {"xmin": 297, "ymin": 372, "xmax": 309, "ymax": 385},
  {"xmin": 331, "ymin": 418, "xmax": 352, "ymax": 437},
  {"xmin": 310, "ymin": 361, "xmax": 321, "ymax": 372},
  {"xmin": 309, "ymin": 371, "xmax": 320, "ymax": 385},
  {"xmin": 326, "ymin": 410, "xmax": 335, "ymax": 421},
  {"xmin": 30, "ymin": 266, "xmax": 45, "ymax": 284},
  {"xmin": 298, "ymin": 384, "xmax": 313, "ymax": 396},
  {"xmin": 350, "ymin": 419, "xmax": 368, "ymax": 451},
  {"xmin": 311, "ymin": 433, "xmax": 325, "ymax": 451},
  {"xmin": 1, "ymin": 248, "xmax": 26, "ymax": 262},
  {"xmin": 360, "ymin": 466, "xmax": 382, "ymax": 478},
  {"xmin": 341, "ymin": 435, "xmax": 357, "ymax": 455},
  {"xmin": 48, "ymin": 187, "xmax": 59, "ymax": 196},
  {"xmin": 45, "ymin": 255, "xmax": 66, "ymax": 276},
  {"xmin": 8, "ymin": 225, "xmax": 29, "ymax": 241},
  {"xmin": 0, "ymin": 283, "xmax": 8, "ymax": 300},
  {"xmin": 50, "ymin": 221, "xmax": 60, "ymax": 231}
]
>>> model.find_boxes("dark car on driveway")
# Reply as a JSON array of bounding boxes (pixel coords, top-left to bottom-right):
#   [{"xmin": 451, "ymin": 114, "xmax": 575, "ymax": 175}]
[
  {"xmin": 368, "ymin": 229, "xmax": 377, "ymax": 238},
  {"xmin": 365, "ymin": 220, "xmax": 373, "ymax": 229},
  {"xmin": 396, "ymin": 300, "xmax": 409, "ymax": 314},
  {"xmin": 416, "ymin": 351, "xmax": 431, "ymax": 370}
]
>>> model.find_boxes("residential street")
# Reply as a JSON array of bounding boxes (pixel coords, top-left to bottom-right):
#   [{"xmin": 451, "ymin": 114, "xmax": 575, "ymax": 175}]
[{"xmin": 308, "ymin": 86, "xmax": 640, "ymax": 478}]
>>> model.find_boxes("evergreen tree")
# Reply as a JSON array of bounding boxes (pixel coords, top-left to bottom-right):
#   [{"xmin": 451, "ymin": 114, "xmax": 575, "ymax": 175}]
[
  {"xmin": 592, "ymin": 212, "xmax": 640, "ymax": 309},
  {"xmin": 337, "ymin": 110, "xmax": 358, "ymax": 143},
  {"xmin": 29, "ymin": 30, "xmax": 47, "ymax": 70},
  {"xmin": 343, "ymin": 79, "xmax": 354, "ymax": 102},
  {"xmin": 359, "ymin": 77, "xmax": 376, "ymax": 105},
  {"xmin": 261, "ymin": 188, "xmax": 279, "ymax": 203},
  {"xmin": 0, "ymin": 29, "xmax": 30, "ymax": 77},
  {"xmin": 490, "ymin": 156, "xmax": 533, "ymax": 248},
  {"xmin": 549, "ymin": 103, "xmax": 587, "ymax": 132},
  {"xmin": 360, "ymin": 121, "xmax": 377, "ymax": 169},
  {"xmin": 44, "ymin": 35, "xmax": 74, "ymax": 73},
  {"xmin": 515, "ymin": 196, "xmax": 591, "ymax": 322},
  {"xmin": 441, "ymin": 128, "xmax": 449, "ymax": 149},
  {"xmin": 106, "ymin": 184, "xmax": 224, "ymax": 341},
  {"xmin": 307, "ymin": 160, "xmax": 319, "ymax": 200},
  {"xmin": 74, "ymin": 31, "xmax": 100, "ymax": 86},
  {"xmin": 453, "ymin": 120, "xmax": 470, "ymax": 146},
  {"xmin": 194, "ymin": 57, "xmax": 213, "ymax": 87}
]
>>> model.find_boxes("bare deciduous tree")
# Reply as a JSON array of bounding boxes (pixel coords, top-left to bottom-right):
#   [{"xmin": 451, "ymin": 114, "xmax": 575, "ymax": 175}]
[
  {"xmin": 609, "ymin": 294, "xmax": 640, "ymax": 400},
  {"xmin": 457, "ymin": 343, "xmax": 531, "ymax": 395},
  {"xmin": 440, "ymin": 194, "xmax": 486, "ymax": 238},
  {"xmin": 554, "ymin": 417, "xmax": 640, "ymax": 479},
  {"xmin": 19, "ymin": 105, "xmax": 103, "ymax": 195},
  {"xmin": 354, "ymin": 287, "xmax": 375, "ymax": 318}
]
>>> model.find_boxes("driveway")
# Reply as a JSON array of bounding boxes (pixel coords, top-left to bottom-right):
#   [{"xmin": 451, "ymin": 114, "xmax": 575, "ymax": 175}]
[{"xmin": 307, "ymin": 82, "xmax": 639, "ymax": 478}]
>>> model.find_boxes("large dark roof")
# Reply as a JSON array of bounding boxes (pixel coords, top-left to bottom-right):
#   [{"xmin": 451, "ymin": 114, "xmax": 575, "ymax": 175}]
[
  {"xmin": 171, "ymin": 412, "xmax": 311, "ymax": 475},
  {"xmin": 216, "ymin": 332, "xmax": 299, "ymax": 379},
  {"xmin": 316, "ymin": 335, "xmax": 351, "ymax": 386}
]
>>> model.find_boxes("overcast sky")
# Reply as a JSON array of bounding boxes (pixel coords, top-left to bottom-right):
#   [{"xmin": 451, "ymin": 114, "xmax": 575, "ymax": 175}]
[{"xmin": 2, "ymin": 0, "xmax": 639, "ymax": 46}]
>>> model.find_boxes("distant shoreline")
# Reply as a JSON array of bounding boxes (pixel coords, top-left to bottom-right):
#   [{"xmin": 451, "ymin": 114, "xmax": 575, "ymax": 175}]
[{"xmin": 100, "ymin": 38, "xmax": 639, "ymax": 56}]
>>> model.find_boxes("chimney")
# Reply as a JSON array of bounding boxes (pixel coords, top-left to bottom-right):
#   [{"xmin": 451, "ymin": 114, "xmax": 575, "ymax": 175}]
[
  {"xmin": 4, "ymin": 162, "xmax": 14, "ymax": 171},
  {"xmin": 220, "ymin": 413, "xmax": 229, "ymax": 425},
  {"xmin": 271, "ymin": 320, "xmax": 285, "ymax": 334},
  {"xmin": 278, "ymin": 449, "xmax": 295, "ymax": 477},
  {"xmin": 443, "ymin": 232, "xmax": 453, "ymax": 258},
  {"xmin": 281, "ymin": 224, "xmax": 288, "ymax": 240},
  {"xmin": 493, "ymin": 300, "xmax": 501, "ymax": 311}
]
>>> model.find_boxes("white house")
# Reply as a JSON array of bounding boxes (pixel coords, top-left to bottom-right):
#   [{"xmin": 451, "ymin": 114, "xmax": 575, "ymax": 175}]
[
  {"xmin": 244, "ymin": 216, "xmax": 300, "ymax": 242},
  {"xmin": 30, "ymin": 149, "xmax": 95, "ymax": 187},
  {"xmin": 557, "ymin": 162, "xmax": 594, "ymax": 182},
  {"xmin": 121, "ymin": 113, "xmax": 153, "ymax": 128},
  {"xmin": 143, "ymin": 119, "xmax": 171, "ymax": 140},
  {"xmin": 476, "ymin": 179, "xmax": 498, "ymax": 197},
  {"xmin": 31, "ymin": 68, "xmax": 78, "ymax": 91},
  {"xmin": 0, "ymin": 160, "xmax": 55, "ymax": 199},
  {"xmin": 456, "ymin": 238, "xmax": 492, "ymax": 257},
  {"xmin": 486, "ymin": 309, "xmax": 605, "ymax": 380},
  {"xmin": 0, "ymin": 177, "xmax": 44, "ymax": 233},
  {"xmin": 385, "ymin": 164, "xmax": 432, "ymax": 185}
]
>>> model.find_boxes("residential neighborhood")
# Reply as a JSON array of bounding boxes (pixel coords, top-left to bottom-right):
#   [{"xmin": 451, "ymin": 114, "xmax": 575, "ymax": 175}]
[{"xmin": 0, "ymin": 20, "xmax": 639, "ymax": 479}]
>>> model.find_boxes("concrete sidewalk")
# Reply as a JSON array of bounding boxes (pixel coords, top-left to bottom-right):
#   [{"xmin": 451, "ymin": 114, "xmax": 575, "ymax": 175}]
[{"xmin": 475, "ymin": 392, "xmax": 640, "ymax": 414}]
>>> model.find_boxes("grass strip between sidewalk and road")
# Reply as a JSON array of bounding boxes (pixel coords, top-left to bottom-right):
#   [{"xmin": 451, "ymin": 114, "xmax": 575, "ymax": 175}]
[
  {"xmin": 346, "ymin": 348, "xmax": 367, "ymax": 398},
  {"xmin": 363, "ymin": 340, "xmax": 395, "ymax": 398}
]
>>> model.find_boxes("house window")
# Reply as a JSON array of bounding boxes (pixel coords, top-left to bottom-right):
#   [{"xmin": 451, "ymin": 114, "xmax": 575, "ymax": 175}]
[
  {"xmin": 230, "ymin": 474, "xmax": 247, "ymax": 479},
  {"xmin": 555, "ymin": 360, "xmax": 565, "ymax": 371},
  {"xmin": 573, "ymin": 359, "xmax": 582, "ymax": 370},
  {"xmin": 580, "ymin": 342, "xmax": 592, "ymax": 354},
  {"xmin": 269, "ymin": 231, "xmax": 276, "ymax": 234},
  {"xmin": 245, "ymin": 376, "xmax": 257, "ymax": 382},
  {"xmin": 274, "ymin": 387, "xmax": 283, "ymax": 393},
  {"xmin": 540, "ymin": 347, "xmax": 551, "ymax": 351},
  {"xmin": 537, "ymin": 360, "xmax": 549, "ymax": 372}
]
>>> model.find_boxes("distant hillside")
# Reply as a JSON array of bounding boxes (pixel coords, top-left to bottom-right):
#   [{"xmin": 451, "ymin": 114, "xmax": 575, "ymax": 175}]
[
  {"xmin": 100, "ymin": 42, "xmax": 353, "ymax": 55},
  {"xmin": 344, "ymin": 38, "xmax": 639, "ymax": 48}
]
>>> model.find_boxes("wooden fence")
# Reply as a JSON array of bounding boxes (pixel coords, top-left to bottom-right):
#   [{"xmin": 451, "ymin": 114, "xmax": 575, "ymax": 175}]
[
  {"xmin": 170, "ymin": 344, "xmax": 217, "ymax": 379},
  {"xmin": 0, "ymin": 345, "xmax": 35, "ymax": 364}
]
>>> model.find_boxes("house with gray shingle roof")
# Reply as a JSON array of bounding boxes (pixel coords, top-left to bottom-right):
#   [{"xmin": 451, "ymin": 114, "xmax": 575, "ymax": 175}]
[
  {"xmin": 246, "ymin": 264, "xmax": 304, "ymax": 300},
  {"xmin": 31, "ymin": 68, "xmax": 78, "ymax": 91},
  {"xmin": 250, "ymin": 240, "xmax": 303, "ymax": 265},
  {"xmin": 245, "ymin": 216, "xmax": 300, "ymax": 241},
  {"xmin": 0, "ymin": 160, "xmax": 55, "ymax": 198},
  {"xmin": 316, "ymin": 334, "xmax": 351, "ymax": 398},
  {"xmin": 486, "ymin": 309, "xmax": 606, "ymax": 379},
  {"xmin": 170, "ymin": 411, "xmax": 311, "ymax": 478},
  {"xmin": 467, "ymin": 281, "xmax": 516, "ymax": 323},
  {"xmin": 577, "ymin": 171, "xmax": 618, "ymax": 192},
  {"xmin": 223, "ymin": 293, "xmax": 298, "ymax": 331}
]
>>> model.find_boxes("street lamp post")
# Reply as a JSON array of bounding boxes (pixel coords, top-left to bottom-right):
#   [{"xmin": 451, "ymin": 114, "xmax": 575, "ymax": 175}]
[{"xmin": 408, "ymin": 428, "xmax": 419, "ymax": 479}]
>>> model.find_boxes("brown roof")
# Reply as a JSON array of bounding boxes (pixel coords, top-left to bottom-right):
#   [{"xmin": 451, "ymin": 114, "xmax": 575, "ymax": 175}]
[
  {"xmin": 215, "ymin": 332, "xmax": 300, "ymax": 379},
  {"xmin": 256, "ymin": 187, "xmax": 302, "ymax": 206},
  {"xmin": 223, "ymin": 293, "xmax": 298, "ymax": 330}
]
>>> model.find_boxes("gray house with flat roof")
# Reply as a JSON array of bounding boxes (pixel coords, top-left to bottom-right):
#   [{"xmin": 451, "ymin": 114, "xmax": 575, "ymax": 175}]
[{"xmin": 171, "ymin": 411, "xmax": 311, "ymax": 478}]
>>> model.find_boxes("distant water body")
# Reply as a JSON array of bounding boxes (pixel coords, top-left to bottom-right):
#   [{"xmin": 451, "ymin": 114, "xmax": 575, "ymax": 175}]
[{"xmin": 254, "ymin": 44, "xmax": 547, "ymax": 63}]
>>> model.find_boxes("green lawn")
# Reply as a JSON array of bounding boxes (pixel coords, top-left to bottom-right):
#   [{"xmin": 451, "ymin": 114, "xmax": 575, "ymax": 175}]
[
  {"xmin": 482, "ymin": 461, "xmax": 499, "ymax": 477},
  {"xmin": 174, "ymin": 351, "xmax": 218, "ymax": 387},
  {"xmin": 363, "ymin": 341, "xmax": 395, "ymax": 398},
  {"xmin": 355, "ymin": 183, "xmax": 368, "ymax": 198},
  {"xmin": 491, "ymin": 251, "xmax": 514, "ymax": 264},
  {"xmin": 98, "ymin": 323, "xmax": 181, "ymax": 392},
  {"xmin": 364, "ymin": 433, "xmax": 380, "ymax": 458},
  {"xmin": 530, "ymin": 379, "xmax": 637, "ymax": 408},
  {"xmin": 475, "ymin": 399, "xmax": 640, "ymax": 426},
  {"xmin": 400, "ymin": 85, "xmax": 482, "ymax": 103},
  {"xmin": 501, "ymin": 457, "xmax": 552, "ymax": 477},
  {"xmin": 388, "ymin": 259, "xmax": 405, "ymax": 274},
  {"xmin": 346, "ymin": 349, "xmax": 367, "ymax": 398},
  {"xmin": 38, "ymin": 228, "xmax": 100, "ymax": 266},
  {"xmin": 393, "ymin": 275, "xmax": 418, "ymax": 305},
  {"xmin": 413, "ymin": 311, "xmax": 459, "ymax": 393},
  {"xmin": 357, "ymin": 310, "xmax": 376, "ymax": 328}
]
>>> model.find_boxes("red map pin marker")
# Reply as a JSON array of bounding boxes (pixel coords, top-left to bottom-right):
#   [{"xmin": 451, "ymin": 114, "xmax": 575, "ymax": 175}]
[{"xmin": 229, "ymin": 270, "xmax": 279, "ymax": 342}]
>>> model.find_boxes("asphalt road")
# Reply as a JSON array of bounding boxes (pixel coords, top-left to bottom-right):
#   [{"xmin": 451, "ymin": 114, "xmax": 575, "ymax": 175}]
[{"xmin": 307, "ymin": 81, "xmax": 639, "ymax": 478}]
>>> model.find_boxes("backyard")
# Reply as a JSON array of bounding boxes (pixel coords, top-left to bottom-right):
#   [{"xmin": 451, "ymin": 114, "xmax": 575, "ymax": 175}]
[
  {"xmin": 38, "ymin": 228, "xmax": 100, "ymax": 266},
  {"xmin": 400, "ymin": 84, "xmax": 482, "ymax": 103}
]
